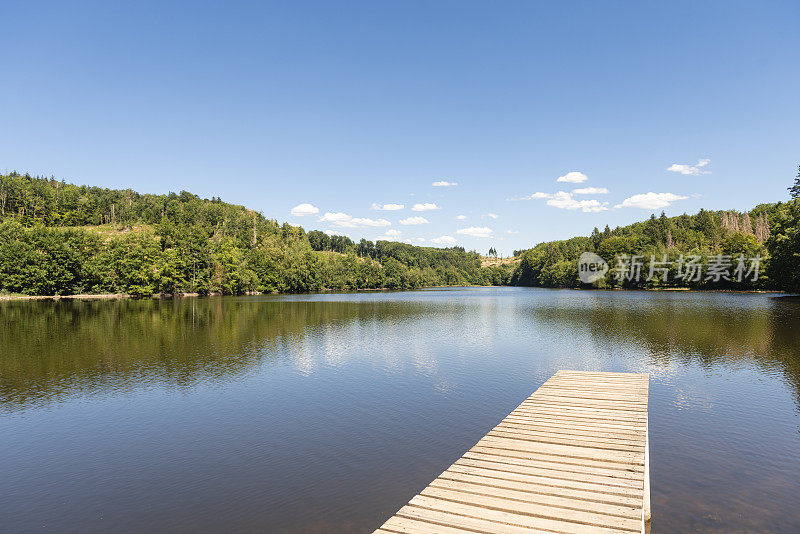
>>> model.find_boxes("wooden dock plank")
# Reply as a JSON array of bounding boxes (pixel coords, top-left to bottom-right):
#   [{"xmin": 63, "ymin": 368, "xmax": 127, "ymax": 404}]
[
  {"xmin": 374, "ymin": 370, "xmax": 650, "ymax": 533},
  {"xmin": 436, "ymin": 471, "xmax": 644, "ymax": 508},
  {"xmin": 426, "ymin": 479, "xmax": 642, "ymax": 519}
]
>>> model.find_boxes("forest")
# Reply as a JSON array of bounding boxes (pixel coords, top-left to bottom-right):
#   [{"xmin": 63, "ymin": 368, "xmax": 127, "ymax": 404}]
[
  {"xmin": 511, "ymin": 166, "xmax": 800, "ymax": 293},
  {"xmin": 0, "ymin": 172, "xmax": 512, "ymax": 296},
  {"xmin": 1, "ymin": 169, "xmax": 798, "ymax": 296}
]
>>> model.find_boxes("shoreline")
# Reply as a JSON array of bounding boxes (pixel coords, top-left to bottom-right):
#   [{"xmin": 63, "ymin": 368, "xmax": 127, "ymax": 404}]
[
  {"xmin": 0, "ymin": 293, "xmax": 134, "ymax": 301},
  {"xmin": 0, "ymin": 285, "xmax": 791, "ymax": 301},
  {"xmin": 0, "ymin": 292, "xmax": 196, "ymax": 301}
]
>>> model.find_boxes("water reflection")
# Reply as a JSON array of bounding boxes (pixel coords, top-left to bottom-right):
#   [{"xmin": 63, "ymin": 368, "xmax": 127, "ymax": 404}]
[
  {"xmin": 0, "ymin": 297, "xmax": 425, "ymax": 410},
  {"xmin": 519, "ymin": 291, "xmax": 800, "ymax": 403},
  {"xmin": 1, "ymin": 288, "xmax": 799, "ymax": 533}
]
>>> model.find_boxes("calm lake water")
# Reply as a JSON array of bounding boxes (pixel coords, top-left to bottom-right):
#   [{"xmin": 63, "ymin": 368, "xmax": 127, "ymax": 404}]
[{"xmin": 2, "ymin": 287, "xmax": 800, "ymax": 533}]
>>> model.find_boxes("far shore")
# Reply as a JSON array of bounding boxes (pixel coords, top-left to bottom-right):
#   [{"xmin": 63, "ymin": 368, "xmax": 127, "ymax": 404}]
[
  {"xmin": 0, "ymin": 292, "xmax": 194, "ymax": 301},
  {"xmin": 0, "ymin": 286, "xmax": 790, "ymax": 301}
]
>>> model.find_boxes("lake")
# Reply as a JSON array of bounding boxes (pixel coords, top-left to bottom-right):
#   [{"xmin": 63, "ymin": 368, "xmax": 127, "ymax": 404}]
[{"xmin": 2, "ymin": 287, "xmax": 799, "ymax": 533}]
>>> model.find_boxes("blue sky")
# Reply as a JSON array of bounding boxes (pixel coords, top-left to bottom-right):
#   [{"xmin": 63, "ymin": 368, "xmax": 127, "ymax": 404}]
[{"xmin": 2, "ymin": 1, "xmax": 799, "ymax": 254}]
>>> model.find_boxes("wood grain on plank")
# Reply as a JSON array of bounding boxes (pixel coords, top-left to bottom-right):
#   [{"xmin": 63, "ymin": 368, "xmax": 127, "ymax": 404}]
[{"xmin": 374, "ymin": 370, "xmax": 650, "ymax": 533}]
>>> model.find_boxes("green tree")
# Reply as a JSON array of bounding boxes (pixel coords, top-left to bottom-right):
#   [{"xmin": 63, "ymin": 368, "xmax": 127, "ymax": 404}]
[
  {"xmin": 789, "ymin": 165, "xmax": 800, "ymax": 199},
  {"xmin": 765, "ymin": 199, "xmax": 800, "ymax": 292}
]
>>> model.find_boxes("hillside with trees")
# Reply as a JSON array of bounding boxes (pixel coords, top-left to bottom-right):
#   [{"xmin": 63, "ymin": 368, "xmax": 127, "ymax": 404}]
[
  {"xmin": 0, "ymin": 172, "xmax": 512, "ymax": 296},
  {"xmin": 510, "ymin": 165, "xmax": 800, "ymax": 293},
  {"xmin": 2, "ymin": 168, "xmax": 799, "ymax": 297}
]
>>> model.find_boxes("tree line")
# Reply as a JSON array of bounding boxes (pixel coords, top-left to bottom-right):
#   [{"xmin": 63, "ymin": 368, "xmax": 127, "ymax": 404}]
[
  {"xmin": 510, "ymin": 165, "xmax": 800, "ymax": 293},
  {"xmin": 2, "ymin": 168, "xmax": 798, "ymax": 296},
  {"xmin": 0, "ymin": 172, "xmax": 513, "ymax": 296}
]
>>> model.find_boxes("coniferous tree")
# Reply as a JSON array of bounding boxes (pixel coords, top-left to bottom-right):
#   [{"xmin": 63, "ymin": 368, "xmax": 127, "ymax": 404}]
[
  {"xmin": 754, "ymin": 214, "xmax": 766, "ymax": 242},
  {"xmin": 741, "ymin": 213, "xmax": 753, "ymax": 235},
  {"xmin": 730, "ymin": 211, "xmax": 740, "ymax": 232},
  {"xmin": 789, "ymin": 164, "xmax": 800, "ymax": 199}
]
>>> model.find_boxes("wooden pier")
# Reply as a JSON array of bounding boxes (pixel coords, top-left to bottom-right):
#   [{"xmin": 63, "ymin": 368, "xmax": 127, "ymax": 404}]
[{"xmin": 375, "ymin": 370, "xmax": 650, "ymax": 534}]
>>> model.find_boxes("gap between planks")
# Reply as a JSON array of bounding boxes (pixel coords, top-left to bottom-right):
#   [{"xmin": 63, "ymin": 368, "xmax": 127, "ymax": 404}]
[{"xmin": 374, "ymin": 370, "xmax": 650, "ymax": 534}]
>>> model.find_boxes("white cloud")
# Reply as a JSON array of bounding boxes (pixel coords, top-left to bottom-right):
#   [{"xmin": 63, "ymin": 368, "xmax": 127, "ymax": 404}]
[
  {"xmin": 507, "ymin": 230, "xmax": 520, "ymax": 234},
  {"xmin": 376, "ymin": 229, "xmax": 402, "ymax": 241},
  {"xmin": 456, "ymin": 214, "xmax": 467, "ymax": 220},
  {"xmin": 550, "ymin": 196, "xmax": 606, "ymax": 212},
  {"xmin": 431, "ymin": 235, "xmax": 457, "ymax": 245},
  {"xmin": 486, "ymin": 213, "xmax": 499, "ymax": 219},
  {"xmin": 546, "ymin": 191, "xmax": 609, "ymax": 212},
  {"xmin": 556, "ymin": 171, "xmax": 588, "ymax": 183},
  {"xmin": 519, "ymin": 190, "xmax": 608, "ymax": 212},
  {"xmin": 290, "ymin": 203, "xmax": 319, "ymax": 216},
  {"xmin": 399, "ymin": 216, "xmax": 429, "ymax": 225},
  {"xmin": 615, "ymin": 192, "xmax": 688, "ymax": 210},
  {"xmin": 667, "ymin": 158, "xmax": 711, "ymax": 175},
  {"xmin": 432, "ymin": 180, "xmax": 458, "ymax": 187},
  {"xmin": 371, "ymin": 202, "xmax": 404, "ymax": 211},
  {"xmin": 510, "ymin": 192, "xmax": 551, "ymax": 201},
  {"xmin": 412, "ymin": 202, "xmax": 440, "ymax": 211},
  {"xmin": 457, "ymin": 226, "xmax": 494, "ymax": 238},
  {"xmin": 319, "ymin": 212, "xmax": 351, "ymax": 224},
  {"xmin": 319, "ymin": 212, "xmax": 391, "ymax": 228},
  {"xmin": 350, "ymin": 217, "xmax": 391, "ymax": 227},
  {"xmin": 580, "ymin": 203, "xmax": 609, "ymax": 213},
  {"xmin": 573, "ymin": 187, "xmax": 609, "ymax": 195},
  {"xmin": 405, "ymin": 237, "xmax": 426, "ymax": 244}
]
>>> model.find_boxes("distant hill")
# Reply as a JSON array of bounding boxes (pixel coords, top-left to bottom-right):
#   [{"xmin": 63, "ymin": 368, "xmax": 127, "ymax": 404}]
[
  {"xmin": 510, "ymin": 200, "xmax": 800, "ymax": 292},
  {"xmin": 1, "ymin": 171, "xmax": 798, "ymax": 296},
  {"xmin": 0, "ymin": 172, "xmax": 513, "ymax": 296}
]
